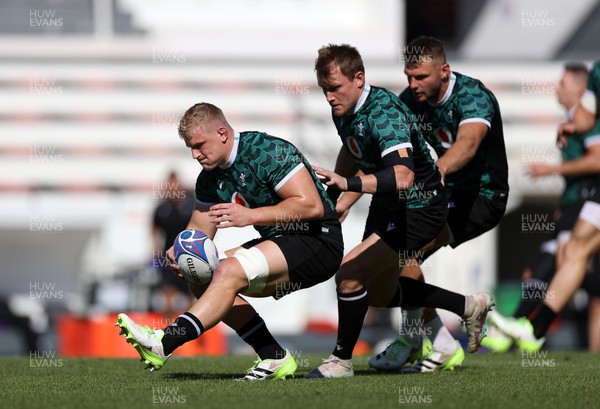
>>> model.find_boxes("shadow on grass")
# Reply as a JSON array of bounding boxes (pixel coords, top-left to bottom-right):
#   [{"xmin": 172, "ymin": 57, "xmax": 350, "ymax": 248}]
[
  {"xmin": 165, "ymin": 366, "xmax": 471, "ymax": 381},
  {"xmin": 165, "ymin": 372, "xmax": 241, "ymax": 380},
  {"xmin": 351, "ymin": 366, "xmax": 471, "ymax": 377}
]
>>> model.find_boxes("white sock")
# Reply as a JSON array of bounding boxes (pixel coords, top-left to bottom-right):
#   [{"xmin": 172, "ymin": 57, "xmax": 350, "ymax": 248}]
[
  {"xmin": 400, "ymin": 309, "xmax": 423, "ymax": 347},
  {"xmin": 426, "ymin": 315, "xmax": 457, "ymax": 353}
]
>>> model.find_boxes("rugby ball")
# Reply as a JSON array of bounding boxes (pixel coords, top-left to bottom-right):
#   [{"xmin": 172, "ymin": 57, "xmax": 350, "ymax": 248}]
[{"xmin": 173, "ymin": 229, "xmax": 220, "ymax": 285}]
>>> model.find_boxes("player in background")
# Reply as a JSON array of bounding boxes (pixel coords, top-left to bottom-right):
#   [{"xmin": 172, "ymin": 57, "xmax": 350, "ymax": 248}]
[
  {"xmin": 490, "ymin": 60, "xmax": 600, "ymax": 351},
  {"xmin": 305, "ymin": 44, "xmax": 494, "ymax": 379},
  {"xmin": 117, "ymin": 102, "xmax": 344, "ymax": 380},
  {"xmin": 558, "ymin": 61, "xmax": 599, "ymax": 144},
  {"xmin": 484, "ymin": 62, "xmax": 600, "ymax": 352},
  {"xmin": 151, "ymin": 170, "xmax": 195, "ymax": 317},
  {"xmin": 339, "ymin": 36, "xmax": 507, "ymax": 372}
]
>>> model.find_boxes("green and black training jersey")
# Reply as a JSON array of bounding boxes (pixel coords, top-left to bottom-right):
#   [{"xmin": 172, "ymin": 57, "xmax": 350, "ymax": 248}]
[
  {"xmin": 560, "ymin": 129, "xmax": 600, "ymax": 207},
  {"xmin": 588, "ymin": 60, "xmax": 600, "ymax": 120},
  {"xmin": 332, "ymin": 84, "xmax": 443, "ymax": 210},
  {"xmin": 195, "ymin": 131, "xmax": 336, "ymax": 238},
  {"xmin": 400, "ymin": 72, "xmax": 509, "ymax": 200},
  {"xmin": 561, "ymin": 60, "xmax": 600, "ymax": 206}
]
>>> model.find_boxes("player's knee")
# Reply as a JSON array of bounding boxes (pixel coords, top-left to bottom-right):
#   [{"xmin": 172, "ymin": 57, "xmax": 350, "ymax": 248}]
[
  {"xmin": 335, "ymin": 275, "xmax": 364, "ymax": 293},
  {"xmin": 565, "ymin": 236, "xmax": 592, "ymax": 260},
  {"xmin": 231, "ymin": 247, "xmax": 270, "ymax": 294},
  {"xmin": 336, "ymin": 258, "xmax": 370, "ymax": 282},
  {"xmin": 211, "ymin": 259, "xmax": 248, "ymax": 292}
]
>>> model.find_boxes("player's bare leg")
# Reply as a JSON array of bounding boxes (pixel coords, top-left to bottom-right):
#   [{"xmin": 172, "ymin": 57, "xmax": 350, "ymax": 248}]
[
  {"xmin": 545, "ymin": 220, "xmax": 600, "ymax": 312},
  {"xmin": 117, "ymin": 241, "xmax": 297, "ymax": 377},
  {"xmin": 490, "ymin": 216, "xmax": 600, "ymax": 352},
  {"xmin": 588, "ymin": 296, "xmax": 600, "ymax": 352}
]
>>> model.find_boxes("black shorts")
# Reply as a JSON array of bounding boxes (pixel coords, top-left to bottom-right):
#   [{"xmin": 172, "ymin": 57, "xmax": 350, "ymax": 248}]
[
  {"xmin": 446, "ymin": 190, "xmax": 507, "ymax": 248},
  {"xmin": 555, "ymin": 201, "xmax": 585, "ymax": 233},
  {"xmin": 242, "ymin": 211, "xmax": 343, "ymax": 298},
  {"xmin": 362, "ymin": 195, "xmax": 448, "ymax": 254}
]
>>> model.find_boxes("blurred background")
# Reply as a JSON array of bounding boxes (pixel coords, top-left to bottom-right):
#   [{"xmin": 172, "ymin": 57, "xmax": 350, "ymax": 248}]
[{"xmin": 1, "ymin": 0, "xmax": 599, "ymax": 357}]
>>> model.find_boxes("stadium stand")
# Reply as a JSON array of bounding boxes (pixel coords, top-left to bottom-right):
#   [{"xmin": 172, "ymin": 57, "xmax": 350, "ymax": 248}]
[{"xmin": 0, "ymin": 0, "xmax": 595, "ymax": 352}]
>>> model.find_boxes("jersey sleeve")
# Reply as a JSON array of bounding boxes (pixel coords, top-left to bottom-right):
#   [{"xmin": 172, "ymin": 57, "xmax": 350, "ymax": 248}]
[
  {"xmin": 456, "ymin": 80, "xmax": 495, "ymax": 128},
  {"xmin": 370, "ymin": 104, "xmax": 414, "ymax": 159},
  {"xmin": 194, "ymin": 173, "xmax": 219, "ymax": 206},
  {"xmin": 587, "ymin": 60, "xmax": 600, "ymax": 95},
  {"xmin": 259, "ymin": 140, "xmax": 306, "ymax": 193},
  {"xmin": 584, "ymin": 61, "xmax": 600, "ymax": 116},
  {"xmin": 583, "ymin": 122, "xmax": 600, "ymax": 148}
]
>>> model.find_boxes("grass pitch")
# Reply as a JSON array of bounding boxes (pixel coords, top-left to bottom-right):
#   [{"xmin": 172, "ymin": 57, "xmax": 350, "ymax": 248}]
[{"xmin": 1, "ymin": 352, "xmax": 599, "ymax": 409}]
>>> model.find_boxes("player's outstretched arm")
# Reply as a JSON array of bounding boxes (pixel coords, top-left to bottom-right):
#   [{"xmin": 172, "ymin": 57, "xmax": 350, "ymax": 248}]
[
  {"xmin": 314, "ymin": 148, "xmax": 415, "ymax": 194},
  {"xmin": 325, "ymin": 147, "xmax": 363, "ymax": 220},
  {"xmin": 557, "ymin": 104, "xmax": 596, "ymax": 145},
  {"xmin": 436, "ymin": 122, "xmax": 487, "ymax": 178},
  {"xmin": 530, "ymin": 144, "xmax": 600, "ymax": 177},
  {"xmin": 209, "ymin": 166, "xmax": 324, "ymax": 228}
]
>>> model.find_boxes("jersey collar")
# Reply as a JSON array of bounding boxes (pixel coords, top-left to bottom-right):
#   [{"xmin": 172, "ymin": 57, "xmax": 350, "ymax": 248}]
[
  {"xmin": 219, "ymin": 130, "xmax": 240, "ymax": 169},
  {"xmin": 429, "ymin": 72, "xmax": 456, "ymax": 107},
  {"xmin": 353, "ymin": 83, "xmax": 371, "ymax": 114}
]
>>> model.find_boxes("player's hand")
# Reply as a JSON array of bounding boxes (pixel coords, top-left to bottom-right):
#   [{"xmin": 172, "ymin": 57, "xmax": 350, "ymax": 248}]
[
  {"xmin": 209, "ymin": 203, "xmax": 253, "ymax": 228},
  {"xmin": 528, "ymin": 163, "xmax": 553, "ymax": 178},
  {"xmin": 313, "ymin": 166, "xmax": 348, "ymax": 191},
  {"xmin": 166, "ymin": 246, "xmax": 185, "ymax": 280}
]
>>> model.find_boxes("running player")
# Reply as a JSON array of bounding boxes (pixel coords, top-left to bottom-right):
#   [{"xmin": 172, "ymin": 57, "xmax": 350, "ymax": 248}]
[
  {"xmin": 361, "ymin": 36, "xmax": 509, "ymax": 372},
  {"xmin": 485, "ymin": 62, "xmax": 600, "ymax": 352},
  {"xmin": 490, "ymin": 60, "xmax": 600, "ymax": 351},
  {"xmin": 116, "ymin": 102, "xmax": 344, "ymax": 380},
  {"xmin": 305, "ymin": 44, "xmax": 494, "ymax": 379}
]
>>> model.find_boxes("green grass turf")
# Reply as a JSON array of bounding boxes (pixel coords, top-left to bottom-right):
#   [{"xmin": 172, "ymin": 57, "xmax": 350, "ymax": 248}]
[{"xmin": 1, "ymin": 352, "xmax": 599, "ymax": 409}]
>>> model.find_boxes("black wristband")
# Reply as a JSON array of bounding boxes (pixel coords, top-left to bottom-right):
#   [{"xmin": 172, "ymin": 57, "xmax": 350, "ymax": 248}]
[
  {"xmin": 326, "ymin": 186, "xmax": 342, "ymax": 205},
  {"xmin": 346, "ymin": 176, "xmax": 362, "ymax": 192}
]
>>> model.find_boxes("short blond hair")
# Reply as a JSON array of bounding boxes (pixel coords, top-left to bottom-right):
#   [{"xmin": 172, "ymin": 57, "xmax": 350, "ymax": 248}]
[{"xmin": 178, "ymin": 102, "xmax": 230, "ymax": 141}]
